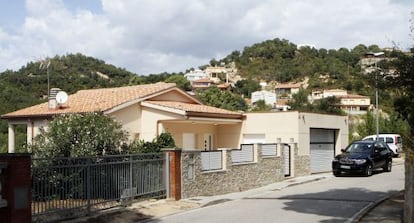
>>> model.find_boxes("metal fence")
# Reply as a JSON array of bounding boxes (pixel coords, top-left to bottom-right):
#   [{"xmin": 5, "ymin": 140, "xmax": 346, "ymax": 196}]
[
  {"xmin": 231, "ymin": 144, "xmax": 254, "ymax": 163},
  {"xmin": 31, "ymin": 153, "xmax": 166, "ymax": 222},
  {"xmin": 200, "ymin": 151, "xmax": 222, "ymax": 171}
]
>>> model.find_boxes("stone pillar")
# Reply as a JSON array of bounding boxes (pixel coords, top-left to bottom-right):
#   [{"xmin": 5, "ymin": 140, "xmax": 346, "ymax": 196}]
[
  {"xmin": 163, "ymin": 148, "xmax": 182, "ymax": 200},
  {"xmin": 0, "ymin": 153, "xmax": 32, "ymax": 223}
]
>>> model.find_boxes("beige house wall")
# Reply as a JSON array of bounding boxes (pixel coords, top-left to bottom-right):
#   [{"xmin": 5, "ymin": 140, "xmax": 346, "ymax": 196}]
[
  {"xmin": 243, "ymin": 111, "xmax": 348, "ymax": 156},
  {"xmin": 297, "ymin": 112, "xmax": 349, "ymax": 156},
  {"xmin": 110, "ymin": 104, "xmax": 141, "ymax": 141},
  {"xmin": 140, "ymin": 106, "xmax": 182, "ymax": 142},
  {"xmin": 163, "ymin": 122, "xmax": 242, "ymax": 150},
  {"xmin": 30, "ymin": 120, "xmax": 49, "ymax": 142},
  {"xmin": 217, "ymin": 123, "xmax": 243, "ymax": 149},
  {"xmin": 163, "ymin": 123, "xmax": 217, "ymax": 150},
  {"xmin": 340, "ymin": 98, "xmax": 370, "ymax": 106},
  {"xmin": 150, "ymin": 90, "xmax": 196, "ymax": 103},
  {"xmin": 242, "ymin": 111, "xmax": 300, "ymax": 145},
  {"xmin": 20, "ymin": 106, "xmax": 348, "ymax": 158}
]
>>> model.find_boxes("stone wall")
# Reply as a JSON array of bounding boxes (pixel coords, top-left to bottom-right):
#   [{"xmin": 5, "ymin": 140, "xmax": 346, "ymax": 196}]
[
  {"xmin": 181, "ymin": 144, "xmax": 287, "ymax": 199},
  {"xmin": 293, "ymin": 144, "xmax": 311, "ymax": 177}
]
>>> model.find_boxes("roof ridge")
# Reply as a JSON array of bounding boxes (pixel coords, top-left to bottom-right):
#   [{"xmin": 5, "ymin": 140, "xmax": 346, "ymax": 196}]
[{"xmin": 77, "ymin": 82, "xmax": 175, "ymax": 93}]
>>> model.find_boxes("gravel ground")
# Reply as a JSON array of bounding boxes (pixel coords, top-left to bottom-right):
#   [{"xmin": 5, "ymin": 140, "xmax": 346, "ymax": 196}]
[{"xmin": 62, "ymin": 199, "xmax": 200, "ymax": 223}]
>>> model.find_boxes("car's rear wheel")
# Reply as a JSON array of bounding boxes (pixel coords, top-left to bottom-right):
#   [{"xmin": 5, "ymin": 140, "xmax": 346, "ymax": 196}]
[
  {"xmin": 383, "ymin": 160, "xmax": 392, "ymax": 172},
  {"xmin": 364, "ymin": 164, "xmax": 373, "ymax": 177}
]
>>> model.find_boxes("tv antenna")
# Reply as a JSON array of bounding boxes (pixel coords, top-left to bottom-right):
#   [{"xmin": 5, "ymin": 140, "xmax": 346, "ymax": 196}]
[{"xmin": 39, "ymin": 59, "xmax": 51, "ymax": 99}]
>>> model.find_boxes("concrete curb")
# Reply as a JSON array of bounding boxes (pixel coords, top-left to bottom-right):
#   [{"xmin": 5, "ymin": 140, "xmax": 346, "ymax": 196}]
[
  {"xmin": 282, "ymin": 176, "xmax": 328, "ymax": 188},
  {"xmin": 345, "ymin": 160, "xmax": 404, "ymax": 223},
  {"xmin": 345, "ymin": 190, "xmax": 403, "ymax": 223},
  {"xmin": 345, "ymin": 197, "xmax": 388, "ymax": 223}
]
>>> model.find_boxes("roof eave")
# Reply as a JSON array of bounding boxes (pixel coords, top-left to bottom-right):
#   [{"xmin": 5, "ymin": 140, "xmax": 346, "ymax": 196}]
[
  {"xmin": 186, "ymin": 111, "xmax": 245, "ymax": 120},
  {"xmin": 1, "ymin": 114, "xmax": 53, "ymax": 120},
  {"xmin": 141, "ymin": 101, "xmax": 186, "ymax": 116}
]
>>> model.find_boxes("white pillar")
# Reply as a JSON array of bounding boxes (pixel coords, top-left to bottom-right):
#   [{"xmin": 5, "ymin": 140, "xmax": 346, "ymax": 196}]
[
  {"xmin": 27, "ymin": 121, "xmax": 33, "ymax": 146},
  {"xmin": 8, "ymin": 124, "xmax": 15, "ymax": 153}
]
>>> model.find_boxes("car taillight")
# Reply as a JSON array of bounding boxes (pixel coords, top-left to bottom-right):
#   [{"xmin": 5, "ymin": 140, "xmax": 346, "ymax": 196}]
[{"xmin": 395, "ymin": 136, "xmax": 398, "ymax": 145}]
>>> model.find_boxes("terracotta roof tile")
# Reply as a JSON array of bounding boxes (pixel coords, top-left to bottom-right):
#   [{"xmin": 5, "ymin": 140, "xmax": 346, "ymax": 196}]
[
  {"xmin": 2, "ymin": 83, "xmax": 176, "ymax": 118},
  {"xmin": 192, "ymin": 78, "xmax": 213, "ymax": 83}
]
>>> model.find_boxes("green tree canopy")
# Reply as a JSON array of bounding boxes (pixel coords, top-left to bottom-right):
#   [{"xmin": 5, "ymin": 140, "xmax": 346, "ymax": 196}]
[
  {"xmin": 287, "ymin": 88, "xmax": 310, "ymax": 111},
  {"xmin": 386, "ymin": 52, "xmax": 414, "ymax": 148},
  {"xmin": 312, "ymin": 96, "xmax": 344, "ymax": 115},
  {"xmin": 128, "ymin": 132, "xmax": 175, "ymax": 153},
  {"xmin": 165, "ymin": 74, "xmax": 191, "ymax": 91},
  {"xmin": 250, "ymin": 100, "xmax": 272, "ymax": 112},
  {"xmin": 288, "ymin": 89, "xmax": 344, "ymax": 115},
  {"xmin": 195, "ymin": 86, "xmax": 248, "ymax": 111},
  {"xmin": 234, "ymin": 79, "xmax": 261, "ymax": 98},
  {"xmin": 352, "ymin": 111, "xmax": 410, "ymax": 141},
  {"xmin": 30, "ymin": 113, "xmax": 128, "ymax": 158}
]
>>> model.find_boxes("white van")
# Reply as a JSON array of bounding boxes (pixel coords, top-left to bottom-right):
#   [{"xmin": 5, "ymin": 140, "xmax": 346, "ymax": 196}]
[{"xmin": 362, "ymin": 134, "xmax": 402, "ymax": 157}]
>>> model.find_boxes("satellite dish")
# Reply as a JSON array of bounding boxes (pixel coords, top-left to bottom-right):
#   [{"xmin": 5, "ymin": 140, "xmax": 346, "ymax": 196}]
[{"xmin": 56, "ymin": 91, "xmax": 68, "ymax": 104}]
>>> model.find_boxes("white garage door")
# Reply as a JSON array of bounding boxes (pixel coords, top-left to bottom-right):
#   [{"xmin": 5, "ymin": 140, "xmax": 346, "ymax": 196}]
[{"xmin": 310, "ymin": 129, "xmax": 335, "ymax": 173}]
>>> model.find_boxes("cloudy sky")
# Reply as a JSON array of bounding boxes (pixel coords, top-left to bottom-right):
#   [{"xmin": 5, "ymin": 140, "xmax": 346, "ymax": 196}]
[{"xmin": 0, "ymin": 0, "xmax": 413, "ymax": 75}]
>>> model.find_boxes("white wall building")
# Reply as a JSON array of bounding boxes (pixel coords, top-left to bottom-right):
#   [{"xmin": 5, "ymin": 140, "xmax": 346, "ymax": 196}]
[
  {"xmin": 310, "ymin": 89, "xmax": 347, "ymax": 102},
  {"xmin": 184, "ymin": 69, "xmax": 208, "ymax": 83},
  {"xmin": 251, "ymin": 90, "xmax": 277, "ymax": 106}
]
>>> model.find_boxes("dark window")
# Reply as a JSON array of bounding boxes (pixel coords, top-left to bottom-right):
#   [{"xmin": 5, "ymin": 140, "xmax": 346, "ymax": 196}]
[{"xmin": 385, "ymin": 137, "xmax": 394, "ymax": 143}]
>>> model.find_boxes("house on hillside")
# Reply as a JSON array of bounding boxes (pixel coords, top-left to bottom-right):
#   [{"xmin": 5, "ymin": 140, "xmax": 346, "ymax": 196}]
[
  {"xmin": 337, "ymin": 94, "xmax": 371, "ymax": 115},
  {"xmin": 360, "ymin": 52, "xmax": 387, "ymax": 74},
  {"xmin": 310, "ymin": 89, "xmax": 347, "ymax": 100},
  {"xmin": 191, "ymin": 78, "xmax": 214, "ymax": 91},
  {"xmin": 2, "ymin": 82, "xmax": 348, "ymax": 199},
  {"xmin": 2, "ymin": 83, "xmax": 245, "ymax": 153},
  {"xmin": 310, "ymin": 89, "xmax": 371, "ymax": 115},
  {"xmin": 275, "ymin": 83, "xmax": 303, "ymax": 99},
  {"xmin": 184, "ymin": 69, "xmax": 208, "ymax": 83},
  {"xmin": 204, "ymin": 66, "xmax": 228, "ymax": 83}
]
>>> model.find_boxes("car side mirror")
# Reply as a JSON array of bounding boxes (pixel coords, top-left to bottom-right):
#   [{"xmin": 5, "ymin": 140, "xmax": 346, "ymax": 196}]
[{"xmin": 341, "ymin": 148, "xmax": 346, "ymax": 153}]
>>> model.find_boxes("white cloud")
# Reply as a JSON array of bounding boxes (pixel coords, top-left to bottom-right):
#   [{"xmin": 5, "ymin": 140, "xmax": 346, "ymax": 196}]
[{"xmin": 0, "ymin": 0, "xmax": 412, "ymax": 74}]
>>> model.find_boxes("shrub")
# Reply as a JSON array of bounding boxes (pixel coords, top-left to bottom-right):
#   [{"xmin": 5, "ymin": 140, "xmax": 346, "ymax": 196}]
[{"xmin": 30, "ymin": 112, "xmax": 128, "ymax": 158}]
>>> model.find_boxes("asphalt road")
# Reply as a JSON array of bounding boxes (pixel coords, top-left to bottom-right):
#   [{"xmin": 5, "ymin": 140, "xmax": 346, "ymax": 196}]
[{"xmin": 152, "ymin": 163, "xmax": 404, "ymax": 223}]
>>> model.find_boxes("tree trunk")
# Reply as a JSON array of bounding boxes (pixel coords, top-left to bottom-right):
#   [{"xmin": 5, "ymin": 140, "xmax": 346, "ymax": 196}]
[{"xmin": 404, "ymin": 150, "xmax": 414, "ymax": 222}]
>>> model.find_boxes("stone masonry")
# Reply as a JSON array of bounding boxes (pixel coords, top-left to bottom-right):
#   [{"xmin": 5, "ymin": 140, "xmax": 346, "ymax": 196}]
[{"xmin": 180, "ymin": 144, "xmax": 307, "ymax": 199}]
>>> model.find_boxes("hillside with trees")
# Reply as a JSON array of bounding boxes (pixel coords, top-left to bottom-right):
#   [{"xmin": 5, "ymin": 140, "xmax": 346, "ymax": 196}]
[
  {"xmin": 220, "ymin": 39, "xmax": 392, "ymax": 93},
  {"xmin": 0, "ymin": 53, "xmax": 183, "ymax": 152},
  {"xmin": 0, "ymin": 40, "xmax": 408, "ymax": 152}
]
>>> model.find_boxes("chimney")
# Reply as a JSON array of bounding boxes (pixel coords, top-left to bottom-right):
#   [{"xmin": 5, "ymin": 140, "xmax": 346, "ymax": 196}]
[{"xmin": 48, "ymin": 88, "xmax": 61, "ymax": 109}]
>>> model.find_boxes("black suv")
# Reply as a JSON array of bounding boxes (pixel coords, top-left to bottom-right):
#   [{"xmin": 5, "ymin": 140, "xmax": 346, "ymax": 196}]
[{"xmin": 332, "ymin": 140, "xmax": 392, "ymax": 177}]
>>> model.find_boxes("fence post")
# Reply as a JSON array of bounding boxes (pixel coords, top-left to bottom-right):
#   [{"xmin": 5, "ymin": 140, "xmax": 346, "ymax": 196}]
[
  {"xmin": 162, "ymin": 148, "xmax": 181, "ymax": 200},
  {"xmin": 86, "ymin": 160, "xmax": 91, "ymax": 215},
  {"xmin": 129, "ymin": 155, "xmax": 133, "ymax": 205},
  {"xmin": 165, "ymin": 152, "xmax": 170, "ymax": 198}
]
